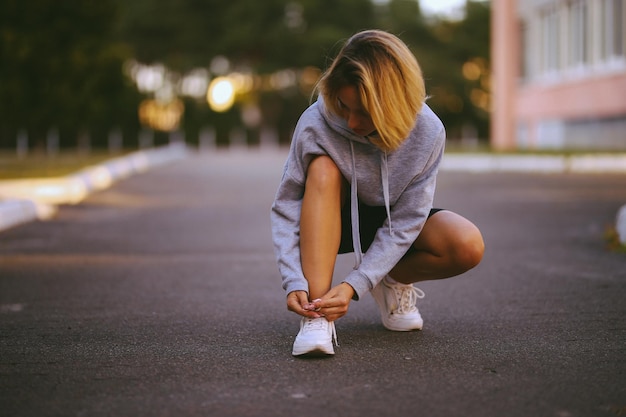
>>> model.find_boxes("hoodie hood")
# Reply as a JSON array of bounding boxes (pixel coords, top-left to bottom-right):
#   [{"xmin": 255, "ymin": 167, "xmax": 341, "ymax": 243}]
[{"xmin": 316, "ymin": 95, "xmax": 373, "ymax": 145}]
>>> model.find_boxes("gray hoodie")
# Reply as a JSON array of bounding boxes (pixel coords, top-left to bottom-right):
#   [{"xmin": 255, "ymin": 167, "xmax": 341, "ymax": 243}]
[{"xmin": 270, "ymin": 96, "xmax": 445, "ymax": 300}]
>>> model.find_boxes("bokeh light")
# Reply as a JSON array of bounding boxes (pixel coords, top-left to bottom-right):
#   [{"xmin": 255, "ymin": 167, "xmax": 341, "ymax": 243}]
[
  {"xmin": 138, "ymin": 99, "xmax": 184, "ymax": 131},
  {"xmin": 207, "ymin": 77, "xmax": 235, "ymax": 112}
]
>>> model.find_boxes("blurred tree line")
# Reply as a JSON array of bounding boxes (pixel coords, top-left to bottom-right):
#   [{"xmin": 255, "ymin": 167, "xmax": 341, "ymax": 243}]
[{"xmin": 0, "ymin": 0, "xmax": 490, "ymax": 151}]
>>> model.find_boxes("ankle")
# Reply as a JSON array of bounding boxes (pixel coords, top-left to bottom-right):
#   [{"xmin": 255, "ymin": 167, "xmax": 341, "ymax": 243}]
[
  {"xmin": 385, "ymin": 274, "xmax": 415, "ymax": 286},
  {"xmin": 385, "ymin": 274, "xmax": 405, "ymax": 285}
]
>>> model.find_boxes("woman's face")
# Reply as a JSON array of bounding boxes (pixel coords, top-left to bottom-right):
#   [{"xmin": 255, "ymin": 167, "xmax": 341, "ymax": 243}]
[{"xmin": 337, "ymin": 85, "xmax": 376, "ymax": 137}]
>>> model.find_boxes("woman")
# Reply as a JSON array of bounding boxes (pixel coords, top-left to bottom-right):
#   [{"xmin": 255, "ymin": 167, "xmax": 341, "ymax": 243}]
[{"xmin": 271, "ymin": 29, "xmax": 484, "ymax": 357}]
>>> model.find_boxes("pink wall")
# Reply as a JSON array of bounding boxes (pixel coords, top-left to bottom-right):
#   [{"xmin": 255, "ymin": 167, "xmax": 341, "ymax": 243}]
[
  {"xmin": 490, "ymin": 0, "xmax": 519, "ymax": 150},
  {"xmin": 517, "ymin": 73, "xmax": 626, "ymax": 120}
]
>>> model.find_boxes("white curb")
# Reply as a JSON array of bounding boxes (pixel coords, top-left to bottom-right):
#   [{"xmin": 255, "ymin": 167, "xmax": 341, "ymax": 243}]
[
  {"xmin": 0, "ymin": 142, "xmax": 189, "ymax": 232},
  {"xmin": 0, "ymin": 199, "xmax": 57, "ymax": 231},
  {"xmin": 441, "ymin": 153, "xmax": 626, "ymax": 173}
]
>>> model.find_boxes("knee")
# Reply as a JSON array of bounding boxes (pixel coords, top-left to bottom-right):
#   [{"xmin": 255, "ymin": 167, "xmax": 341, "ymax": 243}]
[
  {"xmin": 452, "ymin": 225, "xmax": 484, "ymax": 271},
  {"xmin": 306, "ymin": 156, "xmax": 342, "ymax": 190}
]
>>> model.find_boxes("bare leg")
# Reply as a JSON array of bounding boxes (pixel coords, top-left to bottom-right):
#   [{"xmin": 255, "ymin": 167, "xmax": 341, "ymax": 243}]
[
  {"xmin": 300, "ymin": 156, "xmax": 344, "ymax": 300},
  {"xmin": 389, "ymin": 210, "xmax": 484, "ymax": 284}
]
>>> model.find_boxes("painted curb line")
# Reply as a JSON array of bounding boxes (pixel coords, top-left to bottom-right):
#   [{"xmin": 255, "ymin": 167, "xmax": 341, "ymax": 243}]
[
  {"xmin": 0, "ymin": 142, "xmax": 189, "ymax": 232},
  {"xmin": 0, "ymin": 199, "xmax": 57, "ymax": 232},
  {"xmin": 441, "ymin": 153, "xmax": 626, "ymax": 173}
]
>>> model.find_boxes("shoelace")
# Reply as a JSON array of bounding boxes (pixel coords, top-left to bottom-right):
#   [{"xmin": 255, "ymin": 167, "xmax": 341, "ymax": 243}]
[
  {"xmin": 303, "ymin": 318, "xmax": 339, "ymax": 347},
  {"xmin": 392, "ymin": 284, "xmax": 425, "ymax": 314}
]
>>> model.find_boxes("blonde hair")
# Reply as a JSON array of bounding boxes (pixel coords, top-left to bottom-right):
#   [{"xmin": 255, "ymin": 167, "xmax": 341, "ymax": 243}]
[{"xmin": 317, "ymin": 30, "xmax": 425, "ymax": 152}]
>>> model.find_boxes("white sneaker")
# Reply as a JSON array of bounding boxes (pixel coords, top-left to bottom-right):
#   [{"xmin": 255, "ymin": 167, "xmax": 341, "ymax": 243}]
[
  {"xmin": 371, "ymin": 276, "xmax": 425, "ymax": 331},
  {"xmin": 292, "ymin": 317, "xmax": 337, "ymax": 357}
]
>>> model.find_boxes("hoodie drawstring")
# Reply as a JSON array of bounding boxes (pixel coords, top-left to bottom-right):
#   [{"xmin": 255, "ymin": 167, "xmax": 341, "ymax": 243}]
[
  {"xmin": 349, "ymin": 143, "xmax": 393, "ymax": 271},
  {"xmin": 381, "ymin": 152, "xmax": 392, "ymax": 235},
  {"xmin": 349, "ymin": 141, "xmax": 363, "ymax": 269}
]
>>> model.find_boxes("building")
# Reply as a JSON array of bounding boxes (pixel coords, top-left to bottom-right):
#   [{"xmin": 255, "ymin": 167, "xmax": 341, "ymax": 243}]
[{"xmin": 491, "ymin": 0, "xmax": 626, "ymax": 150}]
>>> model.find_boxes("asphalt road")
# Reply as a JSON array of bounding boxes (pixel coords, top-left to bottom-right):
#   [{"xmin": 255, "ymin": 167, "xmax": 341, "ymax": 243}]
[{"xmin": 1, "ymin": 149, "xmax": 625, "ymax": 417}]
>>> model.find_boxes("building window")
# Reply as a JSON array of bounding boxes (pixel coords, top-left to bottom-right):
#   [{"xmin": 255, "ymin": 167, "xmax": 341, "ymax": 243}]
[
  {"xmin": 602, "ymin": 0, "xmax": 625, "ymax": 62},
  {"xmin": 526, "ymin": 0, "xmax": 626, "ymax": 82},
  {"xmin": 541, "ymin": 5, "xmax": 561, "ymax": 75},
  {"xmin": 568, "ymin": 0, "xmax": 588, "ymax": 68}
]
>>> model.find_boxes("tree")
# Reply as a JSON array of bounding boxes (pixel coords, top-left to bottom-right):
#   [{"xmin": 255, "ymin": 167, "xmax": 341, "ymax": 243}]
[
  {"xmin": 423, "ymin": 1, "xmax": 491, "ymax": 142},
  {"xmin": 0, "ymin": 0, "xmax": 491, "ymax": 149},
  {"xmin": 0, "ymin": 0, "xmax": 138, "ymax": 148},
  {"xmin": 114, "ymin": 0, "xmax": 376, "ymax": 145},
  {"xmin": 115, "ymin": 0, "xmax": 375, "ymax": 72}
]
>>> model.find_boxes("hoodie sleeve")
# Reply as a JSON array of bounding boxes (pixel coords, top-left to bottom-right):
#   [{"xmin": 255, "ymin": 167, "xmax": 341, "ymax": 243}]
[
  {"xmin": 343, "ymin": 128, "xmax": 446, "ymax": 300},
  {"xmin": 270, "ymin": 112, "xmax": 328, "ymax": 296},
  {"xmin": 270, "ymin": 139, "xmax": 308, "ymax": 295}
]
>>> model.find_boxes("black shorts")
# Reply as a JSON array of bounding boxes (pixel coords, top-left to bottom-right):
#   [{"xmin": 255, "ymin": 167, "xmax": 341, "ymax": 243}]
[{"xmin": 338, "ymin": 203, "xmax": 444, "ymax": 256}]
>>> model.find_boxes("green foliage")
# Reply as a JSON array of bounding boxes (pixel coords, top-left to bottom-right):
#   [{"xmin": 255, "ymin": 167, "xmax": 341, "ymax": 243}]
[
  {"xmin": 0, "ymin": 0, "xmax": 140, "ymax": 148},
  {"xmin": 415, "ymin": 1, "xmax": 491, "ymax": 142},
  {"xmin": 605, "ymin": 227, "xmax": 626, "ymax": 253},
  {"xmin": 115, "ymin": 0, "xmax": 375, "ymax": 72},
  {"xmin": 0, "ymin": 0, "xmax": 491, "ymax": 149}
]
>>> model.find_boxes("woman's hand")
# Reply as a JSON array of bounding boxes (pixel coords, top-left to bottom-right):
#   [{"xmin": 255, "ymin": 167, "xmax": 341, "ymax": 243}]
[
  {"xmin": 286, "ymin": 290, "xmax": 323, "ymax": 319},
  {"xmin": 311, "ymin": 283, "xmax": 355, "ymax": 322},
  {"xmin": 287, "ymin": 283, "xmax": 355, "ymax": 321}
]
